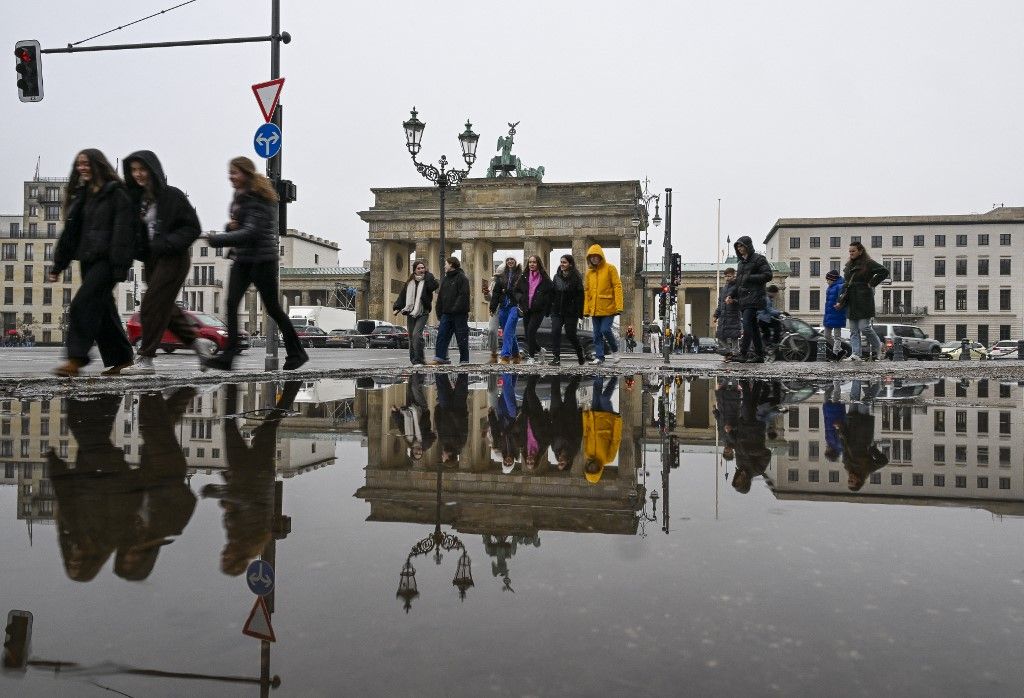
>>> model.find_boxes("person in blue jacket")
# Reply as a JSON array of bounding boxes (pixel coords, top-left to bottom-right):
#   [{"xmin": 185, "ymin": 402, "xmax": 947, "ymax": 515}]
[{"xmin": 822, "ymin": 270, "xmax": 847, "ymax": 360}]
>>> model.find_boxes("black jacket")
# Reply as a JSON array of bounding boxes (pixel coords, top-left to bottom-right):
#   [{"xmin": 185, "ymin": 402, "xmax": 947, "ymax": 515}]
[
  {"xmin": 841, "ymin": 256, "xmax": 889, "ymax": 321},
  {"xmin": 550, "ymin": 268, "xmax": 585, "ymax": 318},
  {"xmin": 549, "ymin": 375, "xmax": 582, "ymax": 468},
  {"xmin": 514, "ymin": 270, "xmax": 553, "ymax": 315},
  {"xmin": 436, "ymin": 268, "xmax": 470, "ymax": 317},
  {"xmin": 207, "ymin": 192, "xmax": 279, "ymax": 263},
  {"xmin": 392, "ymin": 272, "xmax": 440, "ymax": 316},
  {"xmin": 53, "ymin": 181, "xmax": 135, "ymax": 281},
  {"xmin": 435, "ymin": 374, "xmax": 469, "ymax": 459},
  {"xmin": 489, "ymin": 265, "xmax": 523, "ymax": 314},
  {"xmin": 728, "ymin": 236, "xmax": 773, "ymax": 310},
  {"xmin": 713, "ymin": 280, "xmax": 742, "ymax": 339},
  {"xmin": 122, "ymin": 150, "xmax": 201, "ymax": 260}
]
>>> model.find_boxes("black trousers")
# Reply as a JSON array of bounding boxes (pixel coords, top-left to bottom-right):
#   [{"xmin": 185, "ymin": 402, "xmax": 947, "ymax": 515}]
[
  {"xmin": 524, "ymin": 311, "xmax": 545, "ymax": 356},
  {"xmin": 225, "ymin": 260, "xmax": 303, "ymax": 358},
  {"xmin": 66, "ymin": 260, "xmax": 134, "ymax": 367},
  {"xmin": 139, "ymin": 252, "xmax": 196, "ymax": 357},
  {"xmin": 740, "ymin": 307, "xmax": 765, "ymax": 357},
  {"xmin": 550, "ymin": 314, "xmax": 583, "ymax": 361}
]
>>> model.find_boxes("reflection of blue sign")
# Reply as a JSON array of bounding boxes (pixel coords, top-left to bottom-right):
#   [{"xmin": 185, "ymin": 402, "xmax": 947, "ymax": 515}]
[
  {"xmin": 253, "ymin": 123, "xmax": 282, "ymax": 159},
  {"xmin": 246, "ymin": 559, "xmax": 275, "ymax": 596}
]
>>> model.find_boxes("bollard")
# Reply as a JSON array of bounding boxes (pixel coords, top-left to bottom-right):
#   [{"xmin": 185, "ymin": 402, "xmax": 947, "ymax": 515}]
[
  {"xmin": 1017, "ymin": 339, "xmax": 1024, "ymax": 360},
  {"xmin": 815, "ymin": 336, "xmax": 827, "ymax": 361},
  {"xmin": 893, "ymin": 336, "xmax": 906, "ymax": 361},
  {"xmin": 959, "ymin": 338, "xmax": 971, "ymax": 361}
]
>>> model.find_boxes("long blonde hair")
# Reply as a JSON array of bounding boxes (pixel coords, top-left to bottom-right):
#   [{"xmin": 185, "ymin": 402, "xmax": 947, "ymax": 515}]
[{"xmin": 230, "ymin": 156, "xmax": 279, "ymax": 202}]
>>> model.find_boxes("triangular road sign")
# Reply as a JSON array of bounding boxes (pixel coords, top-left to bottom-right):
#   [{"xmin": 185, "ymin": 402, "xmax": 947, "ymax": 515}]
[
  {"xmin": 252, "ymin": 78, "xmax": 285, "ymax": 123},
  {"xmin": 242, "ymin": 596, "xmax": 276, "ymax": 642}
]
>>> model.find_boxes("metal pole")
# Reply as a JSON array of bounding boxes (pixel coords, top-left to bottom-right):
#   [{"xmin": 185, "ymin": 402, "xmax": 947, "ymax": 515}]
[
  {"xmin": 662, "ymin": 188, "xmax": 672, "ymax": 366},
  {"xmin": 642, "ymin": 227, "xmax": 648, "ymax": 324},
  {"xmin": 41, "ymin": 35, "xmax": 276, "ymax": 54},
  {"xmin": 265, "ymin": 0, "xmax": 282, "ymax": 371},
  {"xmin": 439, "ymin": 185, "xmax": 447, "ymax": 270},
  {"xmin": 715, "ymin": 198, "xmax": 721, "ymax": 299}
]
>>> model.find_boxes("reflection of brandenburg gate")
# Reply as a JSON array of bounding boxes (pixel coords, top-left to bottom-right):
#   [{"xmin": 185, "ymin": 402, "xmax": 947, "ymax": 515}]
[{"xmin": 359, "ymin": 178, "xmax": 644, "ymax": 328}]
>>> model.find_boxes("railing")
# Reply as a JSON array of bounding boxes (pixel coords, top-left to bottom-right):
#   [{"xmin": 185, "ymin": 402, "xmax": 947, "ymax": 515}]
[
  {"xmin": 186, "ymin": 279, "xmax": 224, "ymax": 288},
  {"xmin": 878, "ymin": 305, "xmax": 928, "ymax": 317}
]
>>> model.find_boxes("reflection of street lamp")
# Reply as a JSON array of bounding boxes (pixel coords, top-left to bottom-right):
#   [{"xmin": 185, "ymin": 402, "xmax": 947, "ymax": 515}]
[
  {"xmin": 402, "ymin": 108, "xmax": 480, "ymax": 270},
  {"xmin": 395, "ymin": 464, "xmax": 474, "ymax": 613},
  {"xmin": 636, "ymin": 489, "xmax": 659, "ymax": 538}
]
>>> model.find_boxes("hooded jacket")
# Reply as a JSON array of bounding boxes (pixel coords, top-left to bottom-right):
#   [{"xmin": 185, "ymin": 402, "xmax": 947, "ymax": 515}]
[
  {"xmin": 841, "ymin": 255, "xmax": 889, "ymax": 321},
  {"xmin": 550, "ymin": 266, "xmax": 585, "ymax": 318},
  {"xmin": 823, "ymin": 277, "xmax": 848, "ymax": 328},
  {"xmin": 207, "ymin": 192, "xmax": 279, "ymax": 263},
  {"xmin": 122, "ymin": 150, "xmax": 202, "ymax": 259},
  {"xmin": 582, "ymin": 408, "xmax": 621, "ymax": 483},
  {"xmin": 514, "ymin": 268, "xmax": 553, "ymax": 315},
  {"xmin": 583, "ymin": 244, "xmax": 623, "ymax": 317},
  {"xmin": 727, "ymin": 236, "xmax": 773, "ymax": 310},
  {"xmin": 52, "ymin": 180, "xmax": 135, "ymax": 281},
  {"xmin": 713, "ymin": 279, "xmax": 742, "ymax": 339},
  {"xmin": 436, "ymin": 266, "xmax": 470, "ymax": 316}
]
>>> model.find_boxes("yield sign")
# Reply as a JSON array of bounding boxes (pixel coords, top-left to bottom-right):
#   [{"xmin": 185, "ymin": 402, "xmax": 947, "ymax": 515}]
[
  {"xmin": 242, "ymin": 596, "xmax": 276, "ymax": 642},
  {"xmin": 252, "ymin": 78, "xmax": 285, "ymax": 123}
]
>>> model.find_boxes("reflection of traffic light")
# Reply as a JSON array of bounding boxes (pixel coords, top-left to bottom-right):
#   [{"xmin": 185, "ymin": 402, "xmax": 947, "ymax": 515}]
[
  {"xmin": 669, "ymin": 436, "xmax": 680, "ymax": 468},
  {"xmin": 3, "ymin": 610, "xmax": 33, "ymax": 670},
  {"xmin": 14, "ymin": 40, "xmax": 43, "ymax": 102},
  {"xmin": 668, "ymin": 412, "xmax": 676, "ymax": 430}
]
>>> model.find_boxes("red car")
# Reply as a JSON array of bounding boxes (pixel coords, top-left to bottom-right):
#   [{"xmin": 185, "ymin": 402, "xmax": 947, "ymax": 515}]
[{"xmin": 126, "ymin": 311, "xmax": 249, "ymax": 354}]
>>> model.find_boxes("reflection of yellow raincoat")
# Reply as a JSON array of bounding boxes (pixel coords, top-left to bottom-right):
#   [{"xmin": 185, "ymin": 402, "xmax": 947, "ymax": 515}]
[
  {"xmin": 583, "ymin": 244, "xmax": 623, "ymax": 317},
  {"xmin": 582, "ymin": 409, "xmax": 622, "ymax": 483}
]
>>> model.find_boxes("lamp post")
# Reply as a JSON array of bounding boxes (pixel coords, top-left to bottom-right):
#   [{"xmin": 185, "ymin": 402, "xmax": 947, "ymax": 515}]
[
  {"xmin": 402, "ymin": 108, "xmax": 480, "ymax": 271},
  {"xmin": 662, "ymin": 188, "xmax": 673, "ymax": 366},
  {"xmin": 635, "ymin": 178, "xmax": 662, "ymax": 326}
]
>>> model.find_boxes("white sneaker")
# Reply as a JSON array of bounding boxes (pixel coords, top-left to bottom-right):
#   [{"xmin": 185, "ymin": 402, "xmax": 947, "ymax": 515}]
[
  {"xmin": 524, "ymin": 356, "xmax": 537, "ymax": 365},
  {"xmin": 121, "ymin": 356, "xmax": 156, "ymax": 375},
  {"xmin": 608, "ymin": 352, "xmax": 621, "ymax": 364},
  {"xmin": 589, "ymin": 357, "xmax": 604, "ymax": 365},
  {"xmin": 845, "ymin": 354, "xmax": 862, "ymax": 362}
]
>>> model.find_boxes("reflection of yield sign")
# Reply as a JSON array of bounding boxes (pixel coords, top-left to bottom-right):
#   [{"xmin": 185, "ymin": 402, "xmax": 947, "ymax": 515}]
[
  {"xmin": 246, "ymin": 559, "xmax": 275, "ymax": 596},
  {"xmin": 254, "ymin": 123, "xmax": 282, "ymax": 160},
  {"xmin": 242, "ymin": 596, "xmax": 276, "ymax": 642},
  {"xmin": 251, "ymin": 77, "xmax": 284, "ymax": 122}
]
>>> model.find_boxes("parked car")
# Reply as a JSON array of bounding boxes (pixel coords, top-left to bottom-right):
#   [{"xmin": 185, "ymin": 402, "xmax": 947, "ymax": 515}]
[
  {"xmin": 295, "ymin": 325, "xmax": 329, "ymax": 348},
  {"xmin": 367, "ymin": 325, "xmax": 410, "ymax": 349},
  {"xmin": 770, "ymin": 316, "xmax": 852, "ymax": 362},
  {"xmin": 939, "ymin": 340, "xmax": 988, "ymax": 360},
  {"xmin": 988, "ymin": 339, "xmax": 1020, "ymax": 359},
  {"xmin": 325, "ymin": 328, "xmax": 363, "ymax": 348},
  {"xmin": 697, "ymin": 337, "xmax": 719, "ymax": 353},
  {"xmin": 872, "ymin": 323, "xmax": 942, "ymax": 360},
  {"xmin": 126, "ymin": 310, "xmax": 249, "ymax": 354},
  {"xmin": 513, "ymin": 317, "xmax": 595, "ymax": 359}
]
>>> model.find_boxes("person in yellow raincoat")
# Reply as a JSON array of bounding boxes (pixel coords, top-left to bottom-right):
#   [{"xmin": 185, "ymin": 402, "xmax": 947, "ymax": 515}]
[
  {"xmin": 583, "ymin": 244, "xmax": 623, "ymax": 364},
  {"xmin": 582, "ymin": 376, "xmax": 621, "ymax": 483}
]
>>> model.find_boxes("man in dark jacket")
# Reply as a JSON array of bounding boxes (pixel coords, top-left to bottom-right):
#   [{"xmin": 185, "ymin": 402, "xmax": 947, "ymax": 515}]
[
  {"xmin": 549, "ymin": 375, "xmax": 582, "ymax": 471},
  {"xmin": 727, "ymin": 235, "xmax": 773, "ymax": 362},
  {"xmin": 433, "ymin": 256, "xmax": 471, "ymax": 365},
  {"xmin": 120, "ymin": 151, "xmax": 214, "ymax": 375},
  {"xmin": 731, "ymin": 379, "xmax": 774, "ymax": 493},
  {"xmin": 713, "ymin": 267, "xmax": 742, "ymax": 357},
  {"xmin": 435, "ymin": 372, "xmax": 470, "ymax": 464}
]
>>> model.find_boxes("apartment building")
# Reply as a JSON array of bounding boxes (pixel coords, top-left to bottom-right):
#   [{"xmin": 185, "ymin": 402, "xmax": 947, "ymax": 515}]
[{"xmin": 764, "ymin": 207, "xmax": 1024, "ymax": 344}]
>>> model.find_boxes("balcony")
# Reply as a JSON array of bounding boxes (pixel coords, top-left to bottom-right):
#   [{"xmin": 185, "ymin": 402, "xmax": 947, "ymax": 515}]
[
  {"xmin": 186, "ymin": 279, "xmax": 223, "ymax": 288},
  {"xmin": 877, "ymin": 305, "xmax": 928, "ymax": 318}
]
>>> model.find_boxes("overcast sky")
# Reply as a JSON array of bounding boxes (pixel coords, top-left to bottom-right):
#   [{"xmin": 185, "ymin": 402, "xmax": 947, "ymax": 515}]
[{"xmin": 5, "ymin": 0, "xmax": 1024, "ymax": 266}]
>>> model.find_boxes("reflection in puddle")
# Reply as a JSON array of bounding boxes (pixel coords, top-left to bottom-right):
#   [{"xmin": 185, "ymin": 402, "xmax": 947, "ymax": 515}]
[{"xmin": 3, "ymin": 374, "xmax": 1024, "ymax": 694}]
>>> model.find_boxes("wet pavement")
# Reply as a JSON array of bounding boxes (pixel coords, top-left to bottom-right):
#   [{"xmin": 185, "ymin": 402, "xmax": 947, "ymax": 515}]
[{"xmin": 2, "ymin": 373, "xmax": 1024, "ymax": 696}]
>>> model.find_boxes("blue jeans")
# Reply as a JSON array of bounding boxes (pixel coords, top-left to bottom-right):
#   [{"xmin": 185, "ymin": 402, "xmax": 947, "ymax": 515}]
[
  {"xmin": 591, "ymin": 376, "xmax": 617, "ymax": 412},
  {"xmin": 434, "ymin": 313, "xmax": 470, "ymax": 363},
  {"xmin": 497, "ymin": 304, "xmax": 520, "ymax": 358},
  {"xmin": 849, "ymin": 318, "xmax": 881, "ymax": 357},
  {"xmin": 592, "ymin": 315, "xmax": 618, "ymax": 360}
]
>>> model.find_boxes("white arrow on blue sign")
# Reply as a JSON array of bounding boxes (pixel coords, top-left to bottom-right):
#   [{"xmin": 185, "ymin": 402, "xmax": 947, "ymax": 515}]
[
  {"xmin": 253, "ymin": 122, "xmax": 282, "ymax": 159},
  {"xmin": 246, "ymin": 559, "xmax": 275, "ymax": 596}
]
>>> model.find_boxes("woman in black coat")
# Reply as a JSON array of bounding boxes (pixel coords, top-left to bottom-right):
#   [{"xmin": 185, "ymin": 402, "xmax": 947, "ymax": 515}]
[
  {"xmin": 392, "ymin": 259, "xmax": 439, "ymax": 366},
  {"xmin": 548, "ymin": 254, "xmax": 586, "ymax": 365},
  {"xmin": 204, "ymin": 156, "xmax": 306, "ymax": 371},
  {"xmin": 49, "ymin": 149, "xmax": 136, "ymax": 377},
  {"xmin": 120, "ymin": 150, "xmax": 214, "ymax": 375},
  {"xmin": 514, "ymin": 254, "xmax": 553, "ymax": 364}
]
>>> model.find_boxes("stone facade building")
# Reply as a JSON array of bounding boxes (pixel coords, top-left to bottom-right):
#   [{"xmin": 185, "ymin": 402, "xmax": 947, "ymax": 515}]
[{"xmin": 764, "ymin": 207, "xmax": 1024, "ymax": 344}]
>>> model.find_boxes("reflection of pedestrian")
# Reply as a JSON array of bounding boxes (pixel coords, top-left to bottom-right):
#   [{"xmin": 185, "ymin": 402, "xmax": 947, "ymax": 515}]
[
  {"xmin": 520, "ymin": 375, "xmax": 552, "ymax": 473},
  {"xmin": 713, "ymin": 378, "xmax": 741, "ymax": 465},
  {"xmin": 434, "ymin": 372, "xmax": 470, "ymax": 463},
  {"xmin": 390, "ymin": 373, "xmax": 436, "ymax": 465},
  {"xmin": 582, "ymin": 377, "xmax": 621, "ymax": 483},
  {"xmin": 489, "ymin": 373, "xmax": 520, "ymax": 473},
  {"xmin": 823, "ymin": 382, "xmax": 846, "ymax": 463},
  {"xmin": 549, "ymin": 375, "xmax": 582, "ymax": 471},
  {"xmin": 731, "ymin": 380, "xmax": 774, "ymax": 493},
  {"xmin": 837, "ymin": 381, "xmax": 888, "ymax": 490}
]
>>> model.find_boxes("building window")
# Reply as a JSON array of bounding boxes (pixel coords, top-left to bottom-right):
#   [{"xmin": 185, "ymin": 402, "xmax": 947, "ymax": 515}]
[
  {"xmin": 3, "ymin": 266, "xmax": 11, "ymax": 282},
  {"xmin": 788, "ymin": 289, "xmax": 800, "ymax": 311},
  {"xmin": 827, "ymin": 236, "xmax": 840, "ymax": 249},
  {"xmin": 870, "ymin": 473, "xmax": 881, "ymax": 485},
  {"xmin": 47, "ymin": 223, "xmax": 56, "ymax": 237},
  {"xmin": 63, "ymin": 268, "xmax": 72, "ymax": 283},
  {"xmin": 955, "ymin": 445, "xmax": 967, "ymax": 462},
  {"xmin": 808, "ymin": 469, "xmax": 819, "ymax": 482},
  {"xmin": 44, "ymin": 243, "xmax": 53, "ymax": 261},
  {"xmin": 1000, "ymin": 258, "xmax": 1011, "ymax": 275},
  {"xmin": 871, "ymin": 235, "xmax": 882, "ymax": 248},
  {"xmin": 955, "ymin": 323, "xmax": 967, "ymax": 339},
  {"xmin": 911, "ymin": 234, "xmax": 924, "ymax": 247},
  {"xmin": 23, "ymin": 288, "xmax": 32, "ymax": 305},
  {"xmin": 1000, "ymin": 233, "xmax": 1011, "ymax": 245},
  {"xmin": 787, "ymin": 469, "xmax": 799, "ymax": 482},
  {"xmin": 978, "ymin": 258, "xmax": 989, "ymax": 276},
  {"xmin": 934, "ymin": 380, "xmax": 946, "ymax": 397},
  {"xmin": 978, "ymin": 411, "xmax": 989, "ymax": 434},
  {"xmin": 789, "ymin": 237, "xmax": 800, "ymax": 249},
  {"xmin": 23, "ymin": 265, "xmax": 32, "ymax": 282},
  {"xmin": 934, "ymin": 290, "xmax": 945, "ymax": 311},
  {"xmin": 955, "ymin": 475, "xmax": 967, "ymax": 489},
  {"xmin": 935, "ymin": 234, "xmax": 946, "ymax": 247},
  {"xmin": 892, "ymin": 235, "xmax": 903, "ymax": 247},
  {"xmin": 62, "ymin": 288, "xmax": 72, "ymax": 306},
  {"xmin": 315, "ymin": 253, "xmax": 320, "ymax": 264},
  {"xmin": 978, "ymin": 289, "xmax": 989, "ymax": 311},
  {"xmin": 1000, "ymin": 289, "xmax": 1011, "ymax": 311},
  {"xmin": 809, "ymin": 236, "xmax": 820, "ymax": 249},
  {"xmin": 3, "ymin": 288, "xmax": 11, "ymax": 305},
  {"xmin": 978, "ymin": 447, "xmax": 989, "ymax": 466},
  {"xmin": 955, "ymin": 289, "xmax": 967, "ymax": 311},
  {"xmin": 1000, "ymin": 324, "xmax": 1011, "ymax": 340},
  {"xmin": 42, "ymin": 288, "xmax": 51, "ymax": 305},
  {"xmin": 933, "ymin": 409, "xmax": 945, "ymax": 432},
  {"xmin": 850, "ymin": 235, "xmax": 861, "ymax": 244},
  {"xmin": 44, "ymin": 205, "xmax": 60, "ymax": 221},
  {"xmin": 934, "ymin": 474, "xmax": 946, "ymax": 487},
  {"xmin": 24, "ymin": 244, "xmax": 34, "ymax": 261},
  {"xmin": 1, "ymin": 243, "xmax": 16, "ymax": 260},
  {"xmin": 891, "ymin": 472, "xmax": 903, "ymax": 486},
  {"xmin": 955, "ymin": 410, "xmax": 967, "ymax": 433},
  {"xmin": 28, "ymin": 205, "xmax": 38, "ymax": 218},
  {"xmin": 789, "ymin": 410, "xmax": 799, "ymax": 429},
  {"xmin": 955, "ymin": 258, "xmax": 967, "ymax": 276},
  {"xmin": 810, "ymin": 260, "xmax": 821, "ymax": 277},
  {"xmin": 809, "ymin": 289, "xmax": 820, "ymax": 311},
  {"xmin": 999, "ymin": 411, "xmax": 1011, "ymax": 435},
  {"xmin": 1001, "ymin": 449, "xmax": 1013, "ymax": 466},
  {"xmin": 999, "ymin": 477, "xmax": 1011, "ymax": 490},
  {"xmin": 934, "ymin": 444, "xmax": 945, "ymax": 461},
  {"xmin": 912, "ymin": 473, "xmax": 924, "ymax": 486},
  {"xmin": 789, "ymin": 261, "xmax": 800, "ymax": 277},
  {"xmin": 829, "ymin": 259, "xmax": 841, "ymax": 272},
  {"xmin": 200, "ymin": 246, "xmax": 208, "ymax": 257},
  {"xmin": 933, "ymin": 324, "xmax": 945, "ymax": 342},
  {"xmin": 956, "ymin": 234, "xmax": 968, "ymax": 247},
  {"xmin": 978, "ymin": 325, "xmax": 989, "ymax": 348}
]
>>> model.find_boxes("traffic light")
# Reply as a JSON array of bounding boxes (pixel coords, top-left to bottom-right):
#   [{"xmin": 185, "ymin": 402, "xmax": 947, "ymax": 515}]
[
  {"xmin": 277, "ymin": 178, "xmax": 297, "ymax": 203},
  {"xmin": 3, "ymin": 610, "xmax": 32, "ymax": 670},
  {"xmin": 14, "ymin": 40, "xmax": 43, "ymax": 102},
  {"xmin": 658, "ymin": 290, "xmax": 666, "ymax": 317},
  {"xmin": 669, "ymin": 435, "xmax": 680, "ymax": 468},
  {"xmin": 670, "ymin": 253, "xmax": 681, "ymax": 287}
]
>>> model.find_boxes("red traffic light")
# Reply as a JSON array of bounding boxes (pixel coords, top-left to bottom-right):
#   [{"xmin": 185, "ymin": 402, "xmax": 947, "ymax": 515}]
[{"xmin": 661, "ymin": 284, "xmax": 669, "ymax": 293}]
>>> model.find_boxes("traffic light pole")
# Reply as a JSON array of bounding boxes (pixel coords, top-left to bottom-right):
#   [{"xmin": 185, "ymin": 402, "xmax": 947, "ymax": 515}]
[
  {"xmin": 265, "ymin": 0, "xmax": 283, "ymax": 372},
  {"xmin": 662, "ymin": 188, "xmax": 673, "ymax": 367}
]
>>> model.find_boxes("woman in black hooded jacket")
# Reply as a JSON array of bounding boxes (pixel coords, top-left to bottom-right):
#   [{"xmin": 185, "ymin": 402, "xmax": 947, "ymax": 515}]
[
  {"xmin": 548, "ymin": 254, "xmax": 585, "ymax": 365},
  {"xmin": 50, "ymin": 149, "xmax": 136, "ymax": 377},
  {"xmin": 120, "ymin": 150, "xmax": 214, "ymax": 375}
]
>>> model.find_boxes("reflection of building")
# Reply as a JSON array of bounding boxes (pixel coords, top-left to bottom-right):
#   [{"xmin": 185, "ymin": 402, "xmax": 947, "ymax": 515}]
[{"xmin": 770, "ymin": 379, "xmax": 1024, "ymax": 514}]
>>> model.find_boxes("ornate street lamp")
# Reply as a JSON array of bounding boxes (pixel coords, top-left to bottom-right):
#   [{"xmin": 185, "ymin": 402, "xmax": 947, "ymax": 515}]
[
  {"xmin": 637, "ymin": 178, "xmax": 662, "ymax": 324},
  {"xmin": 402, "ymin": 107, "xmax": 480, "ymax": 270}
]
